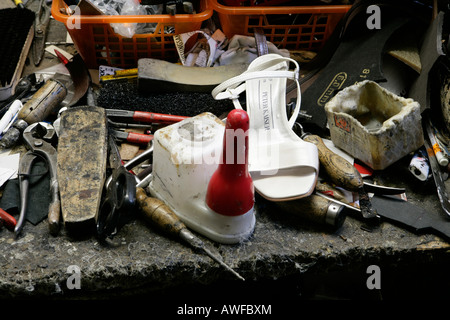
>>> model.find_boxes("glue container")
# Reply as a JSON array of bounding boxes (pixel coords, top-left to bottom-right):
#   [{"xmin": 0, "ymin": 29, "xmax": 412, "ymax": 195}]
[{"xmin": 147, "ymin": 111, "xmax": 255, "ymax": 244}]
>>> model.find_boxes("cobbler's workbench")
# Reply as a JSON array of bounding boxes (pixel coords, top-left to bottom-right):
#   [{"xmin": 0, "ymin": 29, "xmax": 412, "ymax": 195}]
[{"xmin": 0, "ymin": 9, "xmax": 450, "ymax": 301}]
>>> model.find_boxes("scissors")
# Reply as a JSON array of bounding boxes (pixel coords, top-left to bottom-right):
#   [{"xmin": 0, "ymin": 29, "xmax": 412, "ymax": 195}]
[{"xmin": 97, "ymin": 133, "xmax": 137, "ymax": 239}]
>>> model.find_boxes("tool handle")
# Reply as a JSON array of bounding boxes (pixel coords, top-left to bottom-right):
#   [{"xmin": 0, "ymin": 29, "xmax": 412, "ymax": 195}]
[
  {"xmin": 13, "ymin": 0, "xmax": 24, "ymax": 8},
  {"xmin": 126, "ymin": 132, "xmax": 154, "ymax": 145},
  {"xmin": 136, "ymin": 187, "xmax": 185, "ymax": 236},
  {"xmin": 48, "ymin": 199, "xmax": 60, "ymax": 236},
  {"xmin": 303, "ymin": 134, "xmax": 363, "ymax": 191},
  {"xmin": 132, "ymin": 111, "xmax": 188, "ymax": 124},
  {"xmin": 275, "ymin": 194, "xmax": 346, "ymax": 228},
  {"xmin": 0, "ymin": 208, "xmax": 17, "ymax": 231}
]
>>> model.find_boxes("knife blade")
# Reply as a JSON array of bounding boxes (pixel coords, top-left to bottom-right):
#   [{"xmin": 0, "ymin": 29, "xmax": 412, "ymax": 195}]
[{"xmin": 371, "ymin": 195, "xmax": 450, "ymax": 241}]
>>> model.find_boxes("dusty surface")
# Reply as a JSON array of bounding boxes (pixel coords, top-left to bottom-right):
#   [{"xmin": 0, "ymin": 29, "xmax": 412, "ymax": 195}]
[
  {"xmin": 1, "ymin": 4, "xmax": 450, "ymax": 300},
  {"xmin": 1, "ymin": 157, "xmax": 450, "ymax": 300}
]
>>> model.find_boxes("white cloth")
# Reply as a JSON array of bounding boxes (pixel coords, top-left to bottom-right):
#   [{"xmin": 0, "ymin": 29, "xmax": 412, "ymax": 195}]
[{"xmin": 214, "ymin": 35, "xmax": 290, "ymax": 66}]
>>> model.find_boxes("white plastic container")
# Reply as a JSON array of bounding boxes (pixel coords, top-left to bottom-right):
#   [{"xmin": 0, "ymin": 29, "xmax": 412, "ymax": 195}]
[{"xmin": 147, "ymin": 112, "xmax": 255, "ymax": 244}]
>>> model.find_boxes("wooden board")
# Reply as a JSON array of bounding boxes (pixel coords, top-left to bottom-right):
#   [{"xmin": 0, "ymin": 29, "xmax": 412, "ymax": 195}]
[{"xmin": 57, "ymin": 106, "xmax": 108, "ymax": 230}]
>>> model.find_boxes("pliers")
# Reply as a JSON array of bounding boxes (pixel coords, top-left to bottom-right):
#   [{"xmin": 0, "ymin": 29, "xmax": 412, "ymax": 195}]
[
  {"xmin": 32, "ymin": 0, "xmax": 51, "ymax": 66},
  {"xmin": 15, "ymin": 122, "xmax": 60, "ymax": 237}
]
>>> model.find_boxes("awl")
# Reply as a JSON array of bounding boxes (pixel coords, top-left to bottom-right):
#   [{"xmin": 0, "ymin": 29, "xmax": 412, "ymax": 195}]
[{"xmin": 136, "ymin": 187, "xmax": 245, "ymax": 281}]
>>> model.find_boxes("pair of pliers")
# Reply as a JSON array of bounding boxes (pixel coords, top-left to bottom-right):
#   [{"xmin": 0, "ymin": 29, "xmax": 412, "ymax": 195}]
[
  {"xmin": 15, "ymin": 122, "xmax": 60, "ymax": 237},
  {"xmin": 32, "ymin": 0, "xmax": 51, "ymax": 66},
  {"xmin": 97, "ymin": 134, "xmax": 137, "ymax": 239}
]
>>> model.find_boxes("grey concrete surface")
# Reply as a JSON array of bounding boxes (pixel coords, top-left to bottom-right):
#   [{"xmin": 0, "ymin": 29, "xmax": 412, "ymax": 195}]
[{"xmin": 1, "ymin": 0, "xmax": 450, "ymax": 301}]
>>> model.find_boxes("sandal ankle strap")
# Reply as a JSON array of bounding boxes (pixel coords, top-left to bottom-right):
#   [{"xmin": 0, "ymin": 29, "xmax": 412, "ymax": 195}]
[{"xmin": 211, "ymin": 54, "xmax": 302, "ymax": 128}]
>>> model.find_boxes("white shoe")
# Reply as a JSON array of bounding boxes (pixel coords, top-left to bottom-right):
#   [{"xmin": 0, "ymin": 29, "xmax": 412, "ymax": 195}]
[{"xmin": 212, "ymin": 54, "xmax": 319, "ymax": 201}]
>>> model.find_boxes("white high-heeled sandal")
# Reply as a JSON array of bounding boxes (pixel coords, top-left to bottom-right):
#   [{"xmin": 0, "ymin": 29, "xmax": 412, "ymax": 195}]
[{"xmin": 212, "ymin": 53, "xmax": 319, "ymax": 201}]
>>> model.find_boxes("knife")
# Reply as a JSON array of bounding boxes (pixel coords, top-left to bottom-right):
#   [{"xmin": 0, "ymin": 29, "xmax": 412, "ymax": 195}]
[
  {"xmin": 371, "ymin": 195, "xmax": 450, "ymax": 241},
  {"xmin": 318, "ymin": 192, "xmax": 450, "ymax": 241}
]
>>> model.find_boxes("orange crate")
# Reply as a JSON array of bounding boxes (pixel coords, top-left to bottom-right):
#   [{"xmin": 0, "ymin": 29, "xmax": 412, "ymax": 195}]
[
  {"xmin": 51, "ymin": 0, "xmax": 213, "ymax": 69},
  {"xmin": 208, "ymin": 0, "xmax": 350, "ymax": 51}
]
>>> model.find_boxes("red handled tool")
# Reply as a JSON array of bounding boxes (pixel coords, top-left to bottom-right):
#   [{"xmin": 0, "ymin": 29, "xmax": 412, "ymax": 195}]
[
  {"xmin": 0, "ymin": 208, "xmax": 17, "ymax": 231},
  {"xmin": 106, "ymin": 109, "xmax": 188, "ymax": 125},
  {"xmin": 111, "ymin": 130, "xmax": 154, "ymax": 145}
]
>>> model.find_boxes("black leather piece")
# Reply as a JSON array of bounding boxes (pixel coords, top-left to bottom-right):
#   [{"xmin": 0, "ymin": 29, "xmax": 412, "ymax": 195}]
[{"xmin": 371, "ymin": 195, "xmax": 450, "ymax": 241}]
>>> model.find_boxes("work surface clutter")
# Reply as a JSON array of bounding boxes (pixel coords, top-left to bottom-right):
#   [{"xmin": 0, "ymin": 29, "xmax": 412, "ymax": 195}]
[{"xmin": 0, "ymin": 0, "xmax": 450, "ymax": 300}]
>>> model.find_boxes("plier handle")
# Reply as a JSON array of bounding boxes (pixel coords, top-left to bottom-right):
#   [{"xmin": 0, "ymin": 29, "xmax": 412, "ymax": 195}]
[
  {"xmin": 32, "ymin": 0, "xmax": 51, "ymax": 66},
  {"xmin": 15, "ymin": 122, "xmax": 60, "ymax": 237}
]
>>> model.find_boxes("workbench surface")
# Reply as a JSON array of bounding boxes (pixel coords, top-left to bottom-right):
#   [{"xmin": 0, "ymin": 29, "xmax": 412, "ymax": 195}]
[{"xmin": 1, "ymin": 2, "xmax": 450, "ymax": 303}]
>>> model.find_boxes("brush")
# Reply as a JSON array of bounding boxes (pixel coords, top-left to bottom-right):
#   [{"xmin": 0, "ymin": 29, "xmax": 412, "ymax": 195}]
[{"xmin": 0, "ymin": 7, "xmax": 35, "ymax": 101}]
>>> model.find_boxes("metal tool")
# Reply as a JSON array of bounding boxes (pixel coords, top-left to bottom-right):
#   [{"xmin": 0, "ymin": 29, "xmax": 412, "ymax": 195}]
[
  {"xmin": 105, "ymin": 142, "xmax": 154, "ymax": 190},
  {"xmin": 295, "ymin": 123, "xmax": 378, "ymax": 219},
  {"xmin": 136, "ymin": 187, "xmax": 245, "ymax": 281},
  {"xmin": 0, "ymin": 119, "xmax": 28, "ymax": 149},
  {"xmin": 32, "ymin": 0, "xmax": 51, "ymax": 66},
  {"xmin": 111, "ymin": 129, "xmax": 154, "ymax": 146},
  {"xmin": 316, "ymin": 179, "xmax": 406, "ymax": 231},
  {"xmin": 371, "ymin": 195, "xmax": 450, "ymax": 241},
  {"xmin": 106, "ymin": 109, "xmax": 188, "ymax": 125},
  {"xmin": 107, "ymin": 118, "xmax": 152, "ymax": 131},
  {"xmin": 97, "ymin": 134, "xmax": 137, "ymax": 239},
  {"xmin": 15, "ymin": 122, "xmax": 60, "ymax": 237}
]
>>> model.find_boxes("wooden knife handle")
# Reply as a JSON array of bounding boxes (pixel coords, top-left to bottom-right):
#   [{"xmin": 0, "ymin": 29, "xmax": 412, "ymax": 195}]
[{"xmin": 303, "ymin": 134, "xmax": 363, "ymax": 191}]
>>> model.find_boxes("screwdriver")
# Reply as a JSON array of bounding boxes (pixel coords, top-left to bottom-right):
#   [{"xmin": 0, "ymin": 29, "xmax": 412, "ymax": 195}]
[
  {"xmin": 297, "ymin": 124, "xmax": 377, "ymax": 219},
  {"xmin": 136, "ymin": 187, "xmax": 245, "ymax": 281},
  {"xmin": 275, "ymin": 194, "xmax": 346, "ymax": 229},
  {"xmin": 106, "ymin": 109, "xmax": 188, "ymax": 125}
]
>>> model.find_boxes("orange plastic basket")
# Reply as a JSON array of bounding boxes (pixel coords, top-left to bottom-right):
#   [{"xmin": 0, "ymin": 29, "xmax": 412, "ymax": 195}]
[
  {"xmin": 51, "ymin": 0, "xmax": 213, "ymax": 69},
  {"xmin": 208, "ymin": 0, "xmax": 351, "ymax": 51}
]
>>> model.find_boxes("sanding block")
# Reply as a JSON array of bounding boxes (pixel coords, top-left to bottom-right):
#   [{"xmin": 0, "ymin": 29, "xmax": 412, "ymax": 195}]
[
  {"xmin": 137, "ymin": 58, "xmax": 249, "ymax": 93},
  {"xmin": 56, "ymin": 106, "xmax": 108, "ymax": 232}
]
